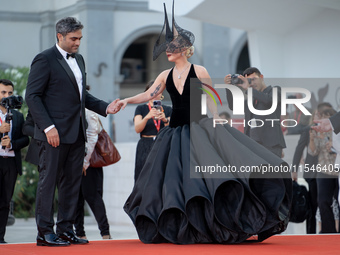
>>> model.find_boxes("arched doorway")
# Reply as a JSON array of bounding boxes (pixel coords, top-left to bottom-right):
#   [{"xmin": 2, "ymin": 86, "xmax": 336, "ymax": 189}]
[
  {"xmin": 119, "ymin": 34, "xmax": 172, "ymax": 101},
  {"xmin": 236, "ymin": 43, "xmax": 250, "ymax": 75}
]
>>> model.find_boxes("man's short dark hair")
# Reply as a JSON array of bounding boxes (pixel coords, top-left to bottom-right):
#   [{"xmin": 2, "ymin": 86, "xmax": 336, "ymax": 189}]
[
  {"xmin": 56, "ymin": 17, "xmax": 83, "ymax": 41},
  {"xmin": 243, "ymin": 67, "xmax": 262, "ymax": 77},
  {"xmin": 0, "ymin": 79, "xmax": 14, "ymax": 88}
]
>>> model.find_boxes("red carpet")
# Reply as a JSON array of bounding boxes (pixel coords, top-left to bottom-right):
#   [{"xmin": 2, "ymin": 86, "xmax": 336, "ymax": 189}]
[{"xmin": 0, "ymin": 235, "xmax": 339, "ymax": 255}]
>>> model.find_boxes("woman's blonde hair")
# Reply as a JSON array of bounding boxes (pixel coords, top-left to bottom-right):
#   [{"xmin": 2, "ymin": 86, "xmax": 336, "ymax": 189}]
[{"xmin": 185, "ymin": 46, "xmax": 195, "ymax": 58}]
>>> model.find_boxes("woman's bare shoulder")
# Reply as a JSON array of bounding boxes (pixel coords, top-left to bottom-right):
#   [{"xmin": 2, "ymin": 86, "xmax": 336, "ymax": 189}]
[{"xmin": 193, "ymin": 64, "xmax": 209, "ymax": 78}]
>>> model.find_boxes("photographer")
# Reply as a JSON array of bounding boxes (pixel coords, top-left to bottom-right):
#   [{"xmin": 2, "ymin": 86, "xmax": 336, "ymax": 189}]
[
  {"xmin": 133, "ymin": 80, "xmax": 171, "ymax": 182},
  {"xmin": 0, "ymin": 79, "xmax": 29, "ymax": 244},
  {"xmin": 224, "ymin": 67, "xmax": 286, "ymax": 157}
]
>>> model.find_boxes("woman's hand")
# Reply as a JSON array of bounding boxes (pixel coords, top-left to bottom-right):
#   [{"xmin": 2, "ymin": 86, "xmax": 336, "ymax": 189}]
[
  {"xmin": 115, "ymin": 99, "xmax": 128, "ymax": 111},
  {"xmin": 157, "ymin": 111, "xmax": 167, "ymax": 123},
  {"xmin": 146, "ymin": 108, "xmax": 160, "ymax": 120}
]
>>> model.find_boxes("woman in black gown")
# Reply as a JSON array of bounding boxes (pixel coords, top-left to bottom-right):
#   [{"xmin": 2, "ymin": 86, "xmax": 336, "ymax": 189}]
[{"xmin": 116, "ymin": 1, "xmax": 292, "ymax": 244}]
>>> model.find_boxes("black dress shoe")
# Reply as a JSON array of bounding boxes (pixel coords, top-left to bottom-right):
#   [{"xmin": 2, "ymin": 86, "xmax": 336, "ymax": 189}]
[
  {"xmin": 59, "ymin": 231, "xmax": 89, "ymax": 244},
  {"xmin": 0, "ymin": 240, "xmax": 7, "ymax": 244},
  {"xmin": 37, "ymin": 233, "xmax": 70, "ymax": 247}
]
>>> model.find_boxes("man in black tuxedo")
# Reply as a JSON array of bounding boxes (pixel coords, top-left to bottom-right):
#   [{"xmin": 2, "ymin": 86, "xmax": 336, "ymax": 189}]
[
  {"xmin": 225, "ymin": 67, "xmax": 286, "ymax": 157},
  {"xmin": 25, "ymin": 17, "xmax": 119, "ymax": 247},
  {"xmin": 0, "ymin": 79, "xmax": 29, "ymax": 244}
]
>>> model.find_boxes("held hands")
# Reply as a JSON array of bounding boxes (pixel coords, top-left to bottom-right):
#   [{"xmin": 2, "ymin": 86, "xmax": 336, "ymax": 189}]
[
  {"xmin": 1, "ymin": 135, "xmax": 11, "ymax": 148},
  {"xmin": 108, "ymin": 99, "xmax": 128, "ymax": 114},
  {"xmin": 107, "ymin": 99, "xmax": 121, "ymax": 114},
  {"xmin": 46, "ymin": 127, "xmax": 60, "ymax": 147}
]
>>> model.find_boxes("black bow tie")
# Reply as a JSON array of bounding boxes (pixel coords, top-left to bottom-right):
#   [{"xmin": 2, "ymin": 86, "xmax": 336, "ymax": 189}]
[{"xmin": 66, "ymin": 53, "xmax": 75, "ymax": 59}]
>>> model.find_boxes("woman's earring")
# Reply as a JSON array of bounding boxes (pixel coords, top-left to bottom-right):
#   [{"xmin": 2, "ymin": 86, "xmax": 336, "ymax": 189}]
[
  {"xmin": 181, "ymin": 52, "xmax": 184, "ymax": 56},
  {"xmin": 161, "ymin": 95, "xmax": 164, "ymax": 100}
]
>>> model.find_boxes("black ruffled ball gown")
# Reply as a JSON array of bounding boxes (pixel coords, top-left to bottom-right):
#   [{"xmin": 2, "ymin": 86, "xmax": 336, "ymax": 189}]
[{"xmin": 124, "ymin": 64, "xmax": 292, "ymax": 244}]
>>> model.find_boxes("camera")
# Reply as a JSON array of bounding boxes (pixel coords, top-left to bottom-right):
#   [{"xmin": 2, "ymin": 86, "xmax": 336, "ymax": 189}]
[
  {"xmin": 153, "ymin": 100, "xmax": 162, "ymax": 111},
  {"xmin": 0, "ymin": 95, "xmax": 23, "ymax": 110},
  {"xmin": 0, "ymin": 95, "xmax": 23, "ymax": 149},
  {"xmin": 230, "ymin": 74, "xmax": 252, "ymax": 85}
]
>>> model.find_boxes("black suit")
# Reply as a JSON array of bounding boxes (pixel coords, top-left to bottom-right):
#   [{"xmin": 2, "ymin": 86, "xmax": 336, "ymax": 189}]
[
  {"xmin": 226, "ymin": 85, "xmax": 286, "ymax": 157},
  {"xmin": 25, "ymin": 45, "xmax": 109, "ymax": 236},
  {"xmin": 330, "ymin": 112, "xmax": 340, "ymax": 134},
  {"xmin": 0, "ymin": 110, "xmax": 29, "ymax": 241},
  {"xmin": 291, "ymin": 125, "xmax": 318, "ymax": 233}
]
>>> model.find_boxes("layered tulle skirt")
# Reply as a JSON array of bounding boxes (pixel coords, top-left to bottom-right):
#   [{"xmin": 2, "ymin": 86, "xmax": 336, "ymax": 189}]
[{"xmin": 124, "ymin": 118, "xmax": 292, "ymax": 244}]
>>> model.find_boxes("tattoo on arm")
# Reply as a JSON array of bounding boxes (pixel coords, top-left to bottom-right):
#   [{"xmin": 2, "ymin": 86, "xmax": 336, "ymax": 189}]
[{"xmin": 150, "ymin": 83, "xmax": 161, "ymax": 97}]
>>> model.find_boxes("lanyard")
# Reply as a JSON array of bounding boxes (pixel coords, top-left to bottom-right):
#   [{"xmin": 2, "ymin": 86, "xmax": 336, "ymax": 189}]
[{"xmin": 148, "ymin": 103, "xmax": 161, "ymax": 132}]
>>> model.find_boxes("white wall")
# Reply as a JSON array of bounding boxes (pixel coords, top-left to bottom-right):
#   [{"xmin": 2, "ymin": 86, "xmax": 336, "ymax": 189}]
[{"xmin": 283, "ymin": 9, "xmax": 340, "ymax": 78}]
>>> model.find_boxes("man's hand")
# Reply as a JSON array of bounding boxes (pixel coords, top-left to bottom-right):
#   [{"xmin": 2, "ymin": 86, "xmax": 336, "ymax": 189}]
[
  {"xmin": 46, "ymin": 127, "xmax": 60, "ymax": 147},
  {"xmin": 224, "ymin": 74, "xmax": 250, "ymax": 90},
  {"xmin": 312, "ymin": 119, "xmax": 332, "ymax": 133},
  {"xmin": 236, "ymin": 75, "xmax": 251, "ymax": 90},
  {"xmin": 0, "ymin": 122, "xmax": 10, "ymax": 134},
  {"xmin": 224, "ymin": 74, "xmax": 232, "ymax": 84},
  {"xmin": 107, "ymin": 99, "xmax": 121, "ymax": 114},
  {"xmin": 1, "ymin": 135, "xmax": 11, "ymax": 148}
]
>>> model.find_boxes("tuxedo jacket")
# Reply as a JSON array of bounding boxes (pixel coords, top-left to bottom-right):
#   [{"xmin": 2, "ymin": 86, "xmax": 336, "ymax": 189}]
[
  {"xmin": 22, "ymin": 111, "xmax": 39, "ymax": 166},
  {"xmin": 25, "ymin": 45, "xmax": 109, "ymax": 144},
  {"xmin": 0, "ymin": 110, "xmax": 29, "ymax": 175},
  {"xmin": 226, "ymin": 85, "xmax": 286, "ymax": 149},
  {"xmin": 330, "ymin": 112, "xmax": 340, "ymax": 134}
]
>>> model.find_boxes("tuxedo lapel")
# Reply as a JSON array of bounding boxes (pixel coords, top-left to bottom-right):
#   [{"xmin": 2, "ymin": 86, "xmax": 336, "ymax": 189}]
[
  {"xmin": 75, "ymin": 54, "xmax": 86, "ymax": 99},
  {"xmin": 54, "ymin": 47, "xmax": 81, "ymax": 99}
]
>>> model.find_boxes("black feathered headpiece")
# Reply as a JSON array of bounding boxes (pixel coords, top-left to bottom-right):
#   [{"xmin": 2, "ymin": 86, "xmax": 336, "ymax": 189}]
[{"xmin": 153, "ymin": 0, "xmax": 195, "ymax": 61}]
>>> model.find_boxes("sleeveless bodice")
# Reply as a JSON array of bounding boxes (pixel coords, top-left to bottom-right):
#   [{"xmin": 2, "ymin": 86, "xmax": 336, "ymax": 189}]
[{"xmin": 166, "ymin": 64, "xmax": 204, "ymax": 127}]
